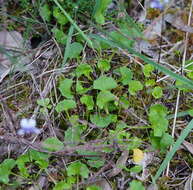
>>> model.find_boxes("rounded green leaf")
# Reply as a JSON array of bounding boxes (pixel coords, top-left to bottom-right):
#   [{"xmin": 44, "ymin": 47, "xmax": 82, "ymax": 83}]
[
  {"xmin": 152, "ymin": 86, "xmax": 163, "ymax": 99},
  {"xmin": 143, "ymin": 64, "xmax": 154, "ymax": 77},
  {"xmin": 67, "ymin": 161, "xmax": 89, "ymax": 178},
  {"xmin": 55, "ymin": 99, "xmax": 76, "ymax": 113},
  {"xmin": 93, "ymin": 76, "xmax": 117, "ymax": 91},
  {"xmin": 68, "ymin": 42, "xmax": 83, "ymax": 59},
  {"xmin": 120, "ymin": 66, "xmax": 133, "ymax": 85},
  {"xmin": 96, "ymin": 90, "xmax": 116, "ymax": 109},
  {"xmin": 80, "ymin": 95, "xmax": 94, "ymax": 110},
  {"xmin": 128, "ymin": 80, "xmax": 143, "ymax": 95},
  {"xmin": 76, "ymin": 63, "xmax": 93, "ymax": 78},
  {"xmin": 59, "ymin": 78, "xmax": 73, "ymax": 98},
  {"xmin": 90, "ymin": 114, "xmax": 117, "ymax": 128},
  {"xmin": 42, "ymin": 137, "xmax": 63, "ymax": 151},
  {"xmin": 97, "ymin": 59, "xmax": 110, "ymax": 72}
]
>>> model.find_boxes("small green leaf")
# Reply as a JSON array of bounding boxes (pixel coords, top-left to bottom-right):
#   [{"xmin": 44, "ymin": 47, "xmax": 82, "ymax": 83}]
[
  {"xmin": 80, "ymin": 95, "xmax": 94, "ymax": 110},
  {"xmin": 160, "ymin": 133, "xmax": 174, "ymax": 150},
  {"xmin": 152, "ymin": 86, "xmax": 163, "ymax": 99},
  {"xmin": 93, "ymin": 0, "xmax": 112, "ymax": 24},
  {"xmin": 96, "ymin": 90, "xmax": 116, "ymax": 109},
  {"xmin": 64, "ymin": 126, "xmax": 82, "ymax": 145},
  {"xmin": 53, "ymin": 181, "xmax": 71, "ymax": 190},
  {"xmin": 76, "ymin": 81, "xmax": 89, "ymax": 94},
  {"xmin": 129, "ymin": 180, "xmax": 145, "ymax": 190},
  {"xmin": 68, "ymin": 42, "xmax": 83, "ymax": 59},
  {"xmin": 94, "ymin": 76, "xmax": 117, "ymax": 91},
  {"xmin": 145, "ymin": 79, "xmax": 155, "ymax": 87},
  {"xmin": 90, "ymin": 114, "xmax": 117, "ymax": 128},
  {"xmin": 0, "ymin": 159, "xmax": 15, "ymax": 184},
  {"xmin": 37, "ymin": 98, "xmax": 50, "ymax": 107},
  {"xmin": 52, "ymin": 28, "xmax": 67, "ymax": 44},
  {"xmin": 87, "ymin": 185, "xmax": 102, "ymax": 190},
  {"xmin": 76, "ymin": 63, "xmax": 93, "ymax": 78},
  {"xmin": 40, "ymin": 4, "xmax": 51, "ymax": 22},
  {"xmin": 128, "ymin": 80, "xmax": 143, "ymax": 95},
  {"xmin": 97, "ymin": 59, "xmax": 110, "ymax": 72},
  {"xmin": 188, "ymin": 109, "xmax": 193, "ymax": 116},
  {"xmin": 119, "ymin": 96, "xmax": 130, "ymax": 109},
  {"xmin": 149, "ymin": 104, "xmax": 168, "ymax": 137},
  {"xmin": 187, "ymin": 71, "xmax": 193, "ymax": 79},
  {"xmin": 67, "ymin": 161, "xmax": 89, "ymax": 178},
  {"xmin": 42, "ymin": 137, "xmax": 64, "ymax": 151},
  {"xmin": 129, "ymin": 165, "xmax": 142, "ymax": 173},
  {"xmin": 55, "ymin": 99, "xmax": 76, "ymax": 113},
  {"xmin": 53, "ymin": 7, "xmax": 68, "ymax": 25},
  {"xmin": 120, "ymin": 66, "xmax": 133, "ymax": 85},
  {"xmin": 59, "ymin": 78, "xmax": 73, "ymax": 98},
  {"xmin": 143, "ymin": 64, "xmax": 154, "ymax": 77},
  {"xmin": 87, "ymin": 160, "xmax": 105, "ymax": 168}
]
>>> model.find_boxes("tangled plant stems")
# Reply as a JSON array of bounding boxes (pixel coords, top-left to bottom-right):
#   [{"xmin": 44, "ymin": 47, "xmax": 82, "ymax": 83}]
[
  {"xmin": 150, "ymin": 0, "xmax": 169, "ymax": 10},
  {"xmin": 17, "ymin": 118, "xmax": 41, "ymax": 135}
]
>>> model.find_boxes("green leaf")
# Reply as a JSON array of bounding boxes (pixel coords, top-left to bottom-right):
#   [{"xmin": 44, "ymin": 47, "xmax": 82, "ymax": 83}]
[
  {"xmin": 145, "ymin": 79, "xmax": 155, "ymax": 87},
  {"xmin": 87, "ymin": 185, "xmax": 102, "ymax": 190},
  {"xmin": 59, "ymin": 78, "xmax": 73, "ymax": 98},
  {"xmin": 97, "ymin": 59, "xmax": 110, "ymax": 72},
  {"xmin": 55, "ymin": 99, "xmax": 76, "ymax": 112},
  {"xmin": 76, "ymin": 63, "xmax": 93, "ymax": 78},
  {"xmin": 67, "ymin": 161, "xmax": 89, "ymax": 178},
  {"xmin": 152, "ymin": 86, "xmax": 163, "ymax": 99},
  {"xmin": 42, "ymin": 137, "xmax": 64, "ymax": 151},
  {"xmin": 143, "ymin": 64, "xmax": 154, "ymax": 77},
  {"xmin": 53, "ymin": 181, "xmax": 72, "ymax": 190},
  {"xmin": 120, "ymin": 66, "xmax": 133, "ymax": 85},
  {"xmin": 80, "ymin": 95, "xmax": 94, "ymax": 110},
  {"xmin": 119, "ymin": 95, "xmax": 130, "ymax": 109},
  {"xmin": 93, "ymin": 0, "xmax": 112, "ymax": 24},
  {"xmin": 67, "ymin": 42, "xmax": 83, "ymax": 59},
  {"xmin": 76, "ymin": 81, "xmax": 89, "ymax": 94},
  {"xmin": 187, "ymin": 71, "xmax": 193, "ymax": 80},
  {"xmin": 94, "ymin": 76, "xmax": 117, "ymax": 91},
  {"xmin": 37, "ymin": 98, "xmax": 50, "ymax": 107},
  {"xmin": 64, "ymin": 126, "xmax": 82, "ymax": 145},
  {"xmin": 0, "ymin": 159, "xmax": 15, "ymax": 184},
  {"xmin": 52, "ymin": 28, "xmax": 67, "ymax": 45},
  {"xmin": 40, "ymin": 4, "xmax": 51, "ymax": 22},
  {"xmin": 96, "ymin": 90, "xmax": 116, "ymax": 109},
  {"xmin": 87, "ymin": 160, "xmax": 105, "ymax": 168},
  {"xmin": 129, "ymin": 165, "xmax": 142, "ymax": 173},
  {"xmin": 149, "ymin": 104, "xmax": 168, "ymax": 137},
  {"xmin": 188, "ymin": 109, "xmax": 193, "ymax": 116},
  {"xmin": 53, "ymin": 7, "xmax": 68, "ymax": 25},
  {"xmin": 128, "ymin": 80, "xmax": 143, "ymax": 95},
  {"xmin": 90, "ymin": 114, "xmax": 117, "ymax": 128},
  {"xmin": 160, "ymin": 133, "xmax": 174, "ymax": 150},
  {"xmin": 129, "ymin": 180, "xmax": 145, "ymax": 190}
]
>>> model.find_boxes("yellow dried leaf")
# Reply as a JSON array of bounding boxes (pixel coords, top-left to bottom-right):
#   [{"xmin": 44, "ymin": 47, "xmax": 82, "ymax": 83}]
[{"xmin": 133, "ymin": 148, "xmax": 144, "ymax": 164}]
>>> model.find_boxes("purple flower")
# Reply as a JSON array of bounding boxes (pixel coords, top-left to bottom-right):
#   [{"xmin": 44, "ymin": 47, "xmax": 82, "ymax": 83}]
[
  {"xmin": 17, "ymin": 118, "xmax": 41, "ymax": 135},
  {"xmin": 150, "ymin": 0, "xmax": 169, "ymax": 10}
]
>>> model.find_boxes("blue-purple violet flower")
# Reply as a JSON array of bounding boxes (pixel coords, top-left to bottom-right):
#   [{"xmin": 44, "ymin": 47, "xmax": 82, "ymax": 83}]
[
  {"xmin": 150, "ymin": 0, "xmax": 169, "ymax": 10},
  {"xmin": 17, "ymin": 118, "xmax": 41, "ymax": 135}
]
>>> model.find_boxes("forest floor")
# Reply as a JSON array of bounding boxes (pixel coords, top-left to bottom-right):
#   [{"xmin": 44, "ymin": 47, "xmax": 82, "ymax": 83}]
[{"xmin": 0, "ymin": 0, "xmax": 193, "ymax": 189}]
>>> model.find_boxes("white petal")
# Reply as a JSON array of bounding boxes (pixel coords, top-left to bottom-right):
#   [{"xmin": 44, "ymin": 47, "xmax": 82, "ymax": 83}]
[
  {"xmin": 20, "ymin": 118, "xmax": 28, "ymax": 128},
  {"xmin": 28, "ymin": 118, "xmax": 36, "ymax": 128},
  {"xmin": 17, "ymin": 129, "xmax": 25, "ymax": 135},
  {"xmin": 33, "ymin": 128, "xmax": 41, "ymax": 134}
]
